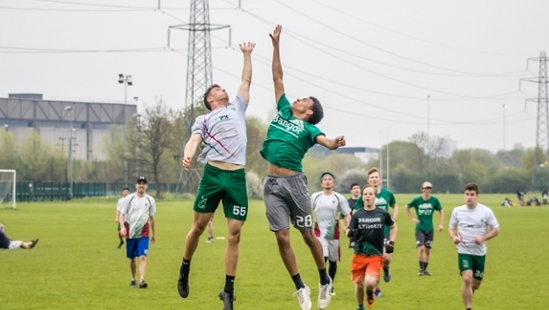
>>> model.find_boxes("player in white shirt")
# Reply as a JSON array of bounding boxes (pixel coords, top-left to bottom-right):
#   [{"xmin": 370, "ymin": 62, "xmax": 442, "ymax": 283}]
[
  {"xmin": 115, "ymin": 187, "xmax": 130, "ymax": 248},
  {"xmin": 449, "ymin": 183, "xmax": 500, "ymax": 310},
  {"xmin": 119, "ymin": 176, "xmax": 156, "ymax": 289},
  {"xmin": 311, "ymin": 172, "xmax": 352, "ymax": 296}
]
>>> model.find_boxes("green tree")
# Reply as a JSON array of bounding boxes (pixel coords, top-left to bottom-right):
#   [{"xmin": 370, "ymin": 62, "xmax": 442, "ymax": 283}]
[
  {"xmin": 19, "ymin": 130, "xmax": 53, "ymax": 181},
  {"xmin": 0, "ymin": 131, "xmax": 18, "ymax": 170}
]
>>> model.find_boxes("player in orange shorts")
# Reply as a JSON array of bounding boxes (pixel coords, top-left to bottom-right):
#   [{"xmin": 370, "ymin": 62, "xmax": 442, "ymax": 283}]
[{"xmin": 346, "ymin": 184, "xmax": 397, "ymax": 309}]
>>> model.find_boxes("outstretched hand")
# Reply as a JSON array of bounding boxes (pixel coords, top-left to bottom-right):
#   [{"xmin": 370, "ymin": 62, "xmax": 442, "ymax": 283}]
[
  {"xmin": 239, "ymin": 42, "xmax": 255, "ymax": 54},
  {"xmin": 269, "ymin": 25, "xmax": 282, "ymax": 45},
  {"xmin": 335, "ymin": 136, "xmax": 346, "ymax": 147}
]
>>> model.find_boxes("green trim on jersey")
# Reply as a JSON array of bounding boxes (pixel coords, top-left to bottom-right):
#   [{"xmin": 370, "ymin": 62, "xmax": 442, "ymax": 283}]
[
  {"xmin": 260, "ymin": 94, "xmax": 324, "ymax": 172},
  {"xmin": 407, "ymin": 196, "xmax": 442, "ymax": 231}
]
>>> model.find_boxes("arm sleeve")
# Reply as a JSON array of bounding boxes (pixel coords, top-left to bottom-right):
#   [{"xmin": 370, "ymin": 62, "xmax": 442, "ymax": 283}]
[
  {"xmin": 338, "ymin": 193, "xmax": 351, "ymax": 216},
  {"xmin": 233, "ymin": 92, "xmax": 248, "ymax": 116},
  {"xmin": 191, "ymin": 115, "xmax": 207, "ymax": 139},
  {"xmin": 434, "ymin": 198, "xmax": 442, "ymax": 211},
  {"xmin": 385, "ymin": 210, "xmax": 395, "ymax": 226},
  {"xmin": 390, "ymin": 193, "xmax": 396, "ymax": 207},
  {"xmin": 349, "ymin": 213, "xmax": 358, "ymax": 230},
  {"xmin": 277, "ymin": 94, "xmax": 291, "ymax": 112},
  {"xmin": 149, "ymin": 196, "xmax": 157, "ymax": 216},
  {"xmin": 486, "ymin": 209, "xmax": 499, "ymax": 229},
  {"xmin": 448, "ymin": 209, "xmax": 457, "ymax": 229}
]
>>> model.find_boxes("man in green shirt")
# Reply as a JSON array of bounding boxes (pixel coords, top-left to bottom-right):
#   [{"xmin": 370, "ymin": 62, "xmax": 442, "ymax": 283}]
[
  {"xmin": 405, "ymin": 181, "xmax": 444, "ymax": 276},
  {"xmin": 261, "ymin": 24, "xmax": 346, "ymax": 310}
]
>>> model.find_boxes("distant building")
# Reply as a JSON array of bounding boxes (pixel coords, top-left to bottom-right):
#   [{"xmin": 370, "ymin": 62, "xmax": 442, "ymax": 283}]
[
  {"xmin": 0, "ymin": 93, "xmax": 136, "ymax": 160},
  {"xmin": 310, "ymin": 145, "xmax": 380, "ymax": 163}
]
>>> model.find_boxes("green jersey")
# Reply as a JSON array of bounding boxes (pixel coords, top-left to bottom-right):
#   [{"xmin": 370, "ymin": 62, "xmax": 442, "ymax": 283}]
[
  {"xmin": 407, "ymin": 196, "xmax": 442, "ymax": 232},
  {"xmin": 353, "ymin": 188, "xmax": 396, "ymax": 235},
  {"xmin": 260, "ymin": 94, "xmax": 324, "ymax": 172}
]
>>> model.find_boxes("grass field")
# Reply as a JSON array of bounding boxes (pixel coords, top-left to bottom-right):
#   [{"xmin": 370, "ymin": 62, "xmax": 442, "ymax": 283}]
[{"xmin": 1, "ymin": 194, "xmax": 548, "ymax": 310}]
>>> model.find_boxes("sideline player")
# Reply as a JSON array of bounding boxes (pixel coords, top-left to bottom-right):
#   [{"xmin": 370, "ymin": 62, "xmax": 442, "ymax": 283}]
[
  {"xmin": 347, "ymin": 184, "xmax": 397, "ymax": 309},
  {"xmin": 353, "ymin": 168, "xmax": 398, "ymax": 297},
  {"xmin": 311, "ymin": 172, "xmax": 352, "ymax": 296},
  {"xmin": 119, "ymin": 176, "xmax": 156, "ymax": 289},
  {"xmin": 177, "ymin": 42, "xmax": 255, "ymax": 310},
  {"xmin": 115, "ymin": 187, "xmax": 130, "ymax": 248},
  {"xmin": 261, "ymin": 24, "xmax": 346, "ymax": 310},
  {"xmin": 449, "ymin": 183, "xmax": 499, "ymax": 310},
  {"xmin": 404, "ymin": 181, "xmax": 444, "ymax": 276}
]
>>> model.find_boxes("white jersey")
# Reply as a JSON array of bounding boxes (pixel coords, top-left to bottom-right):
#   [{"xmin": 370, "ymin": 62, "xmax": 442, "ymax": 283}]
[
  {"xmin": 191, "ymin": 93, "xmax": 248, "ymax": 165},
  {"xmin": 116, "ymin": 197, "xmax": 127, "ymax": 222},
  {"xmin": 311, "ymin": 191, "xmax": 351, "ymax": 240},
  {"xmin": 120, "ymin": 193, "xmax": 156, "ymax": 239},
  {"xmin": 449, "ymin": 203, "xmax": 499, "ymax": 256}
]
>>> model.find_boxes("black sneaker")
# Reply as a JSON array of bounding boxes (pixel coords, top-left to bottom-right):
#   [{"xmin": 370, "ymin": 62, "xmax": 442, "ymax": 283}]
[
  {"xmin": 218, "ymin": 290, "xmax": 234, "ymax": 310},
  {"xmin": 30, "ymin": 238, "xmax": 39, "ymax": 248},
  {"xmin": 130, "ymin": 279, "xmax": 137, "ymax": 287},
  {"xmin": 177, "ymin": 274, "xmax": 190, "ymax": 298},
  {"xmin": 117, "ymin": 240, "xmax": 124, "ymax": 249},
  {"xmin": 139, "ymin": 280, "xmax": 148, "ymax": 289}
]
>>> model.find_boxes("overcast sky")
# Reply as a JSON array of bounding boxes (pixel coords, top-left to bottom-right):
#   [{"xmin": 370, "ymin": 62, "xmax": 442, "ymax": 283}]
[{"xmin": 1, "ymin": 0, "xmax": 548, "ymax": 152}]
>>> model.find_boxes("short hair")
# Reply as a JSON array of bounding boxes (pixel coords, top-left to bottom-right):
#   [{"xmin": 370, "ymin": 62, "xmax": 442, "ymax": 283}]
[
  {"xmin": 362, "ymin": 184, "xmax": 374, "ymax": 194},
  {"xmin": 367, "ymin": 167, "xmax": 380, "ymax": 177},
  {"xmin": 320, "ymin": 172, "xmax": 335, "ymax": 181},
  {"xmin": 203, "ymin": 84, "xmax": 220, "ymax": 111},
  {"xmin": 122, "ymin": 187, "xmax": 130, "ymax": 192},
  {"xmin": 307, "ymin": 96, "xmax": 324, "ymax": 125},
  {"xmin": 464, "ymin": 182, "xmax": 479, "ymax": 194},
  {"xmin": 350, "ymin": 182, "xmax": 360, "ymax": 190}
]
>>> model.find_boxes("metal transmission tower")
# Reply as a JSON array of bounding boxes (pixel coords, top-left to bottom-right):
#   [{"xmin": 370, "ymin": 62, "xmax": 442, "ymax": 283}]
[
  {"xmin": 168, "ymin": 0, "xmax": 229, "ymax": 194},
  {"xmin": 521, "ymin": 51, "xmax": 549, "ymax": 191}
]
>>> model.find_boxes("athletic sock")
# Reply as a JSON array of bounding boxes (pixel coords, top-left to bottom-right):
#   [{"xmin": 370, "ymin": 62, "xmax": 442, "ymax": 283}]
[
  {"xmin": 224, "ymin": 275, "xmax": 235, "ymax": 295},
  {"xmin": 180, "ymin": 258, "xmax": 191, "ymax": 276},
  {"xmin": 419, "ymin": 261, "xmax": 423, "ymax": 270},
  {"xmin": 291, "ymin": 273, "xmax": 305, "ymax": 290},
  {"xmin": 318, "ymin": 268, "xmax": 330, "ymax": 285},
  {"xmin": 424, "ymin": 262, "xmax": 429, "ymax": 270},
  {"xmin": 328, "ymin": 261, "xmax": 337, "ymax": 282}
]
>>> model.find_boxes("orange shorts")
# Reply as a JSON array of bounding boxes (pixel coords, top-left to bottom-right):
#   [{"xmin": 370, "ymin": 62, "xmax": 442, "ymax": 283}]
[{"xmin": 350, "ymin": 254, "xmax": 383, "ymax": 284}]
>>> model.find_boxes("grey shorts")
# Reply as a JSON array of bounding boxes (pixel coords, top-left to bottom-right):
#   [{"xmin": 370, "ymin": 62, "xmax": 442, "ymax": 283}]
[
  {"xmin": 415, "ymin": 230, "xmax": 434, "ymax": 248},
  {"xmin": 264, "ymin": 173, "xmax": 312, "ymax": 232}
]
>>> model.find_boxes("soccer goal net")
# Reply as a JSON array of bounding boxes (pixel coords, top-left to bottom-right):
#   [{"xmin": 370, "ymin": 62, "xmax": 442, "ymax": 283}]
[{"xmin": 0, "ymin": 169, "xmax": 16, "ymax": 209}]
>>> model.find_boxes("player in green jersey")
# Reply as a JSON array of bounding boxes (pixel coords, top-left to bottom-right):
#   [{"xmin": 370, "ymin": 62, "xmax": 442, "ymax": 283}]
[
  {"xmin": 405, "ymin": 181, "xmax": 444, "ymax": 276},
  {"xmin": 261, "ymin": 25, "xmax": 346, "ymax": 310}
]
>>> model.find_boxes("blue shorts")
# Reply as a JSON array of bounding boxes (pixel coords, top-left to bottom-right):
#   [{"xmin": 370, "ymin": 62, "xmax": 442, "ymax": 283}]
[{"xmin": 126, "ymin": 237, "xmax": 149, "ymax": 259}]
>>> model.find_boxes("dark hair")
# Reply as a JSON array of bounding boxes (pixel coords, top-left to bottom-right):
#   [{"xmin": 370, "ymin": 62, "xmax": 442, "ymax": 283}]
[
  {"xmin": 362, "ymin": 184, "xmax": 374, "ymax": 194},
  {"xmin": 203, "ymin": 84, "xmax": 220, "ymax": 111},
  {"xmin": 350, "ymin": 182, "xmax": 360, "ymax": 190},
  {"xmin": 464, "ymin": 182, "xmax": 479, "ymax": 194},
  {"xmin": 122, "ymin": 187, "xmax": 130, "ymax": 192},
  {"xmin": 307, "ymin": 96, "xmax": 324, "ymax": 125},
  {"xmin": 320, "ymin": 172, "xmax": 335, "ymax": 181}
]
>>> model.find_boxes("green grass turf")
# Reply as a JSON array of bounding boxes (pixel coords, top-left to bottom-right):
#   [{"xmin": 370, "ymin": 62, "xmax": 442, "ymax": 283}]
[{"xmin": 0, "ymin": 194, "xmax": 548, "ymax": 309}]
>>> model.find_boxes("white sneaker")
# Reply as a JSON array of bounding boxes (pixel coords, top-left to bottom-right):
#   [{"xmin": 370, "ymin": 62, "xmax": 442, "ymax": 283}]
[
  {"xmin": 293, "ymin": 285, "xmax": 312, "ymax": 310},
  {"xmin": 318, "ymin": 277, "xmax": 333, "ymax": 309}
]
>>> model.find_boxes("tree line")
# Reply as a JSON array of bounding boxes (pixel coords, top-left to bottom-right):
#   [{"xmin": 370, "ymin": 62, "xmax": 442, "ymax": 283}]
[{"xmin": 1, "ymin": 99, "xmax": 547, "ymax": 196}]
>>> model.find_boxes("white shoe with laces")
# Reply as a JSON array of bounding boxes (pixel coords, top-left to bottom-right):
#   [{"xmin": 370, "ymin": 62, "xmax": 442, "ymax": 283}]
[
  {"xmin": 317, "ymin": 277, "xmax": 333, "ymax": 309},
  {"xmin": 293, "ymin": 285, "xmax": 312, "ymax": 310}
]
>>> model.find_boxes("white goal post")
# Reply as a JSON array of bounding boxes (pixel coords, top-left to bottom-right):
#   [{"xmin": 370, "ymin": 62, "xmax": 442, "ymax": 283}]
[{"xmin": 0, "ymin": 169, "xmax": 16, "ymax": 209}]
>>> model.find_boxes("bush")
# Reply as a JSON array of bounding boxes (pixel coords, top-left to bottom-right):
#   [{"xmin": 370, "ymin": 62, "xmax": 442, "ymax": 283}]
[{"xmin": 246, "ymin": 171, "xmax": 263, "ymax": 199}]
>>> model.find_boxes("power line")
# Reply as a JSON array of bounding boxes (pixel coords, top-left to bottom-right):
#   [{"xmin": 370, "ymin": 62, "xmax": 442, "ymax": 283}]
[{"xmin": 309, "ymin": 0, "xmax": 529, "ymax": 58}]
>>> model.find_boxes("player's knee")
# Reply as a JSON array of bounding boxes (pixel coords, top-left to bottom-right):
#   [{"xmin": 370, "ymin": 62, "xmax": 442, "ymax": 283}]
[
  {"xmin": 364, "ymin": 275, "xmax": 377, "ymax": 288},
  {"xmin": 227, "ymin": 230, "xmax": 241, "ymax": 245},
  {"xmin": 461, "ymin": 271, "xmax": 473, "ymax": 285},
  {"xmin": 472, "ymin": 280, "xmax": 481, "ymax": 290},
  {"xmin": 275, "ymin": 231, "xmax": 291, "ymax": 246}
]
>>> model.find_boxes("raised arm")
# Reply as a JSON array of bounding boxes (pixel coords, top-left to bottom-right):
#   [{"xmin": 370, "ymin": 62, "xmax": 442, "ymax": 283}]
[
  {"xmin": 270, "ymin": 25, "xmax": 285, "ymax": 103},
  {"xmin": 237, "ymin": 42, "xmax": 255, "ymax": 103},
  {"xmin": 182, "ymin": 133, "xmax": 203, "ymax": 171},
  {"xmin": 316, "ymin": 135, "xmax": 346, "ymax": 150}
]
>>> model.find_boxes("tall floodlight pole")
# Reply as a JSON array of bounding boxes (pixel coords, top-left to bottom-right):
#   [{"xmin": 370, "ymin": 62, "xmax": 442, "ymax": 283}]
[
  {"xmin": 521, "ymin": 52, "xmax": 548, "ymax": 191},
  {"xmin": 167, "ymin": 0, "xmax": 229, "ymax": 195},
  {"xmin": 64, "ymin": 106, "xmax": 74, "ymax": 199},
  {"xmin": 118, "ymin": 74, "xmax": 133, "ymax": 187}
]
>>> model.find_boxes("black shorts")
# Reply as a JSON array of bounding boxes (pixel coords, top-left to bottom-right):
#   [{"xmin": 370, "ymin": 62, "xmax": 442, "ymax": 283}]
[{"xmin": 415, "ymin": 230, "xmax": 434, "ymax": 249}]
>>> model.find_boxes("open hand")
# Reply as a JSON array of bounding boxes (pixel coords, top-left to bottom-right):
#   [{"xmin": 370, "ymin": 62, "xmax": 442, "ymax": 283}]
[
  {"xmin": 239, "ymin": 42, "xmax": 255, "ymax": 54},
  {"xmin": 269, "ymin": 25, "xmax": 282, "ymax": 45}
]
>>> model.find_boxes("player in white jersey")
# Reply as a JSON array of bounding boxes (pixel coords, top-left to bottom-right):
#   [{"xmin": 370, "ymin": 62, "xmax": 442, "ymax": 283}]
[
  {"xmin": 178, "ymin": 42, "xmax": 255, "ymax": 310},
  {"xmin": 311, "ymin": 172, "xmax": 352, "ymax": 297},
  {"xmin": 449, "ymin": 183, "xmax": 499, "ymax": 310},
  {"xmin": 115, "ymin": 187, "xmax": 130, "ymax": 248},
  {"xmin": 119, "ymin": 176, "xmax": 156, "ymax": 289}
]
